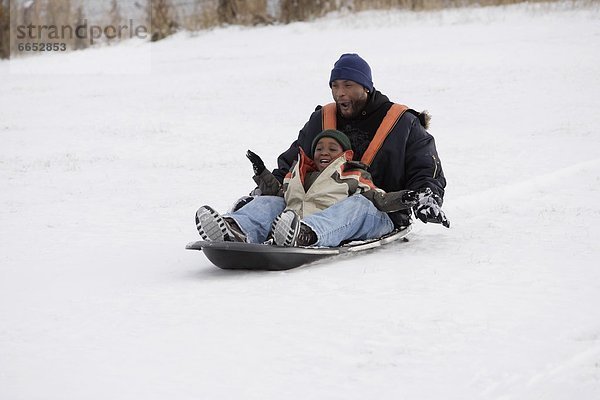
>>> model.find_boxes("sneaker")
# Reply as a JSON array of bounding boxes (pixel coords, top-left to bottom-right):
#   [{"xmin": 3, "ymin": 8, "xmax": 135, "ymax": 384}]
[
  {"xmin": 296, "ymin": 223, "xmax": 318, "ymax": 246},
  {"xmin": 195, "ymin": 206, "xmax": 246, "ymax": 242},
  {"xmin": 223, "ymin": 217, "xmax": 247, "ymax": 242},
  {"xmin": 271, "ymin": 210, "xmax": 300, "ymax": 247}
]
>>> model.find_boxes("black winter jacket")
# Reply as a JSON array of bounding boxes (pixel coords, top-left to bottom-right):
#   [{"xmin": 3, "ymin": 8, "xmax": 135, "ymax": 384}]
[{"xmin": 272, "ymin": 90, "xmax": 446, "ymax": 227}]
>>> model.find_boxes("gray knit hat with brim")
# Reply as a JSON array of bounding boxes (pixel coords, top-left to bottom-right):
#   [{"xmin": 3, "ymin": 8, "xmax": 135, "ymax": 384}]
[{"xmin": 311, "ymin": 129, "xmax": 352, "ymax": 156}]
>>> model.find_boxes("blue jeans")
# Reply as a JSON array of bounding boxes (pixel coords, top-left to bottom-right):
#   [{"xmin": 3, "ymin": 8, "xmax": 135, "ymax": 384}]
[
  {"xmin": 227, "ymin": 195, "xmax": 394, "ymax": 247},
  {"xmin": 226, "ymin": 196, "xmax": 285, "ymax": 244}
]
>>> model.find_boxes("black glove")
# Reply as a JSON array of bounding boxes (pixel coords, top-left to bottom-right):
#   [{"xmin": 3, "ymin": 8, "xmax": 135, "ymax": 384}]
[
  {"xmin": 246, "ymin": 150, "xmax": 266, "ymax": 175},
  {"xmin": 413, "ymin": 188, "xmax": 450, "ymax": 228}
]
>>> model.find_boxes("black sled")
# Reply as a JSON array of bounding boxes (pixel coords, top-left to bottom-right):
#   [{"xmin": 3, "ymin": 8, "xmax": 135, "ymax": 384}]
[{"xmin": 186, "ymin": 225, "xmax": 412, "ymax": 271}]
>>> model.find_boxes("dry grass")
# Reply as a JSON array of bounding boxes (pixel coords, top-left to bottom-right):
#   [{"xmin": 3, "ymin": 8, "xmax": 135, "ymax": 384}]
[
  {"xmin": 1, "ymin": 0, "xmax": 595, "ymax": 59},
  {"xmin": 175, "ymin": 0, "xmax": 591, "ymax": 29}
]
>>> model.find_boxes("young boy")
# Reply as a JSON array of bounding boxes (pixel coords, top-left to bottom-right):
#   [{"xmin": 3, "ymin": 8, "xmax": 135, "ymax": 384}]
[{"xmin": 196, "ymin": 130, "xmax": 418, "ymax": 247}]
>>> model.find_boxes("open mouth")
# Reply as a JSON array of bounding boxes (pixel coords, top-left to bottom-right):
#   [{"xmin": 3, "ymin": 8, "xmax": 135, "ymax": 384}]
[
  {"xmin": 339, "ymin": 102, "xmax": 351, "ymax": 113},
  {"xmin": 319, "ymin": 158, "xmax": 331, "ymax": 168}
]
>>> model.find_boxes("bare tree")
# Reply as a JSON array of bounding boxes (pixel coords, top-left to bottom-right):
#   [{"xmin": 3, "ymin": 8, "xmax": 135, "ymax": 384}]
[
  {"xmin": 45, "ymin": 0, "xmax": 72, "ymax": 45},
  {"xmin": 73, "ymin": 5, "xmax": 87, "ymax": 50},
  {"xmin": 150, "ymin": 0, "xmax": 178, "ymax": 42},
  {"xmin": 217, "ymin": 0, "xmax": 271, "ymax": 26},
  {"xmin": 107, "ymin": 0, "xmax": 123, "ymax": 44},
  {"xmin": 0, "ymin": 0, "xmax": 9, "ymax": 59},
  {"xmin": 280, "ymin": 0, "xmax": 333, "ymax": 23},
  {"xmin": 217, "ymin": 0, "xmax": 239, "ymax": 24},
  {"xmin": 109, "ymin": 0, "xmax": 123, "ymax": 27},
  {"xmin": 22, "ymin": 0, "xmax": 43, "ymax": 37}
]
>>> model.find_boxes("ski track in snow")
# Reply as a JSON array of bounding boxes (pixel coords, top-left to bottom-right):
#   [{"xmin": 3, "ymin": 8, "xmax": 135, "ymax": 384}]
[{"xmin": 1, "ymin": 3, "xmax": 600, "ymax": 399}]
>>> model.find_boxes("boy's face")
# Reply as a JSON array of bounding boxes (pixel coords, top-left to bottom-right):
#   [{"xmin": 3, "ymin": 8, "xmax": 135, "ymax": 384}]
[{"xmin": 313, "ymin": 137, "xmax": 346, "ymax": 171}]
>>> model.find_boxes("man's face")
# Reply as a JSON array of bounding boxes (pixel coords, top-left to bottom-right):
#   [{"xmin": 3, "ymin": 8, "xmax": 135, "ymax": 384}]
[{"xmin": 331, "ymin": 80, "xmax": 369, "ymax": 119}]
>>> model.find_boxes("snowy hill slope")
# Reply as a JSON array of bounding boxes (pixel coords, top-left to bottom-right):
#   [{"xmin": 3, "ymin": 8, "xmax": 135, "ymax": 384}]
[{"xmin": 1, "ymin": 3, "xmax": 600, "ymax": 399}]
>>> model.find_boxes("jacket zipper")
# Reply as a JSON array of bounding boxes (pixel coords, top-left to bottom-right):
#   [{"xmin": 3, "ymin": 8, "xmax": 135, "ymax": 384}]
[{"xmin": 432, "ymin": 154, "xmax": 439, "ymax": 178}]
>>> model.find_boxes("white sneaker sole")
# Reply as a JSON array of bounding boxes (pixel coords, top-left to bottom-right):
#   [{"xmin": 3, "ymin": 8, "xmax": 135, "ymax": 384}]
[
  {"xmin": 271, "ymin": 210, "xmax": 300, "ymax": 247},
  {"xmin": 196, "ymin": 206, "xmax": 231, "ymax": 242}
]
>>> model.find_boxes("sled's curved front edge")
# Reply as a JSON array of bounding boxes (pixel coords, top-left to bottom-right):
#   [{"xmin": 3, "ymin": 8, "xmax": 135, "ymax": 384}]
[{"xmin": 185, "ymin": 241, "xmax": 339, "ymax": 271}]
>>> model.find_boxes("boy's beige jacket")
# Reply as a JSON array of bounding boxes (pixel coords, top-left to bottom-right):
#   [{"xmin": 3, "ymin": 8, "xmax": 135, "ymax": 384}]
[
  {"xmin": 282, "ymin": 149, "xmax": 380, "ymax": 218},
  {"xmin": 254, "ymin": 148, "xmax": 415, "ymax": 220}
]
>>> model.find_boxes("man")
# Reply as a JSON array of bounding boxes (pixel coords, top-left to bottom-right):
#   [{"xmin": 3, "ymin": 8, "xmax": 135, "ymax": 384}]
[
  {"xmin": 272, "ymin": 53, "xmax": 448, "ymax": 231},
  {"xmin": 198, "ymin": 53, "xmax": 448, "ymax": 247}
]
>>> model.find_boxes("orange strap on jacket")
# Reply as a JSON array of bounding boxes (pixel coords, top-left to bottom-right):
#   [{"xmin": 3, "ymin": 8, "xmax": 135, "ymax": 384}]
[
  {"xmin": 321, "ymin": 102, "xmax": 409, "ymax": 166},
  {"xmin": 361, "ymin": 104, "xmax": 408, "ymax": 166},
  {"xmin": 321, "ymin": 103, "xmax": 337, "ymax": 130}
]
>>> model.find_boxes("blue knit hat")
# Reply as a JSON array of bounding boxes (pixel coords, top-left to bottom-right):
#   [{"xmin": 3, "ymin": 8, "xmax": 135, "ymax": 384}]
[{"xmin": 329, "ymin": 53, "xmax": 374, "ymax": 92}]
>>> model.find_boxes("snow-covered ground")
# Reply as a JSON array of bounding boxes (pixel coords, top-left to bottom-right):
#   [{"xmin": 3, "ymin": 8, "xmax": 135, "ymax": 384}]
[{"xmin": 2, "ymin": 3, "xmax": 600, "ymax": 399}]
